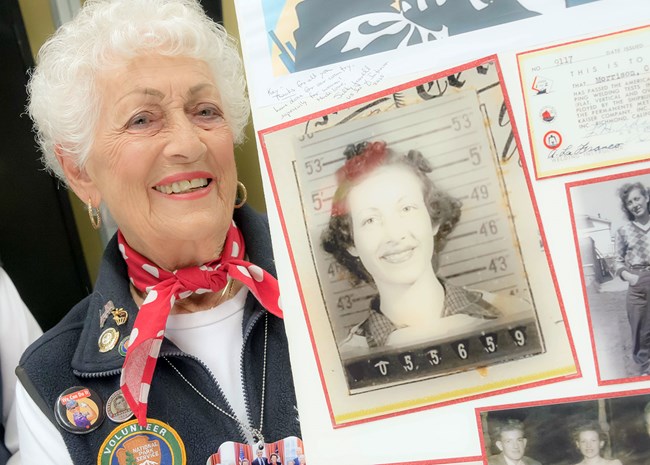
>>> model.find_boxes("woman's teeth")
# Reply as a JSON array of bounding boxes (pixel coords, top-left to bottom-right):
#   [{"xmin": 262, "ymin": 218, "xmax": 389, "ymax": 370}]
[
  {"xmin": 154, "ymin": 178, "xmax": 209, "ymax": 194},
  {"xmin": 382, "ymin": 249, "xmax": 414, "ymax": 263}
]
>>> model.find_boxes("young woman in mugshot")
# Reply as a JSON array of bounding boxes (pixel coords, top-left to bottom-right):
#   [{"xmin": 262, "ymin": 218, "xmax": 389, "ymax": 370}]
[{"xmin": 321, "ymin": 141, "xmax": 520, "ymax": 349}]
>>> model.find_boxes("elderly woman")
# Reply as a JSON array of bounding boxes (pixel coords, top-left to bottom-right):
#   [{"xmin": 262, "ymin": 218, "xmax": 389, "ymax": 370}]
[
  {"xmin": 614, "ymin": 182, "xmax": 650, "ymax": 376},
  {"xmin": 15, "ymin": 0, "xmax": 299, "ymax": 463},
  {"xmin": 321, "ymin": 141, "xmax": 504, "ymax": 349}
]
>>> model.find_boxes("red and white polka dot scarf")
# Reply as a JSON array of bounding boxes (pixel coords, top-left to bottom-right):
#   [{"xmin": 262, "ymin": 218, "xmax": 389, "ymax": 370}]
[{"xmin": 117, "ymin": 221, "xmax": 283, "ymax": 426}]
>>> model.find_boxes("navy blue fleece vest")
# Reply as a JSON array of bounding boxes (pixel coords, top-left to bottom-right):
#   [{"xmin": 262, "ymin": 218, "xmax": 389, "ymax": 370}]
[{"xmin": 18, "ymin": 206, "xmax": 300, "ymax": 465}]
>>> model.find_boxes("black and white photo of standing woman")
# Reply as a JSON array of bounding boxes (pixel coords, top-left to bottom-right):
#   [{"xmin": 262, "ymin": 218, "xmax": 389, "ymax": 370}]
[
  {"xmin": 567, "ymin": 172, "xmax": 650, "ymax": 382},
  {"xmin": 614, "ymin": 182, "xmax": 650, "ymax": 376}
]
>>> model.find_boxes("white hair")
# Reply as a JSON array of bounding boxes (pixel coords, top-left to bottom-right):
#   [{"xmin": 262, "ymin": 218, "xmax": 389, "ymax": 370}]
[{"xmin": 27, "ymin": 0, "xmax": 250, "ymax": 182}]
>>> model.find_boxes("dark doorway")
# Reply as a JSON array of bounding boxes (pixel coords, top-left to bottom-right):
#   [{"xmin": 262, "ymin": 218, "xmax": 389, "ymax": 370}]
[{"xmin": 0, "ymin": 0, "xmax": 91, "ymax": 331}]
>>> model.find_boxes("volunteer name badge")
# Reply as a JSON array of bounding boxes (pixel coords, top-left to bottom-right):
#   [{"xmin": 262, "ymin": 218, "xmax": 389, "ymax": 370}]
[{"xmin": 98, "ymin": 419, "xmax": 185, "ymax": 465}]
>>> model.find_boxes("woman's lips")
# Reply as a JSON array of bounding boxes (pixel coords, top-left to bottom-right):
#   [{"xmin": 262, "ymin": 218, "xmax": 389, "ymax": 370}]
[
  {"xmin": 381, "ymin": 247, "xmax": 415, "ymax": 263},
  {"xmin": 153, "ymin": 171, "xmax": 214, "ymax": 195},
  {"xmin": 154, "ymin": 177, "xmax": 210, "ymax": 194}
]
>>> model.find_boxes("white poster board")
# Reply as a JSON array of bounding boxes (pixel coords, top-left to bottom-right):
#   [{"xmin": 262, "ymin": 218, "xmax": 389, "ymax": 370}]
[{"xmin": 234, "ymin": 1, "xmax": 650, "ymax": 464}]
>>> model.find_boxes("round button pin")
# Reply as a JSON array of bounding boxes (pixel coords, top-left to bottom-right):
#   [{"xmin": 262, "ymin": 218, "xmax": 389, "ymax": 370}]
[
  {"xmin": 98, "ymin": 327, "xmax": 119, "ymax": 353},
  {"xmin": 105, "ymin": 389, "xmax": 134, "ymax": 423},
  {"xmin": 118, "ymin": 336, "xmax": 130, "ymax": 357},
  {"xmin": 54, "ymin": 386, "xmax": 104, "ymax": 434}
]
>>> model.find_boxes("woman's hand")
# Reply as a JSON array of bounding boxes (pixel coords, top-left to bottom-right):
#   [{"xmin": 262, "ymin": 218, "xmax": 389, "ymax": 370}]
[{"xmin": 622, "ymin": 270, "xmax": 640, "ymax": 286}]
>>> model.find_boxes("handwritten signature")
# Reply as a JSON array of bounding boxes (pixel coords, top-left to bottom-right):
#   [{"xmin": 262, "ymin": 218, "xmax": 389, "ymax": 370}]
[
  {"xmin": 548, "ymin": 141, "xmax": 624, "ymax": 160},
  {"xmin": 582, "ymin": 119, "xmax": 650, "ymax": 143}
]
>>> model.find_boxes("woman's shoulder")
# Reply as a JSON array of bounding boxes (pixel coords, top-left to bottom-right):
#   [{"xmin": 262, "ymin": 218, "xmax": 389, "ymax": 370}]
[
  {"xmin": 443, "ymin": 282, "xmax": 501, "ymax": 319},
  {"xmin": 15, "ymin": 295, "xmax": 96, "ymax": 438},
  {"xmin": 338, "ymin": 300, "xmax": 400, "ymax": 351},
  {"xmin": 19, "ymin": 295, "xmax": 90, "ymax": 368},
  {"xmin": 444, "ymin": 281, "xmax": 533, "ymax": 321},
  {"xmin": 616, "ymin": 221, "xmax": 634, "ymax": 235},
  {"xmin": 339, "ymin": 332, "xmax": 370, "ymax": 352},
  {"xmin": 480, "ymin": 289, "xmax": 532, "ymax": 315}
]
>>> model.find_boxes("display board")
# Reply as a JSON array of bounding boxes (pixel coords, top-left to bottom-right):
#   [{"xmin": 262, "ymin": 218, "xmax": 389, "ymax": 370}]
[
  {"xmin": 235, "ymin": 0, "xmax": 650, "ymax": 463},
  {"xmin": 259, "ymin": 56, "xmax": 575, "ymax": 427}
]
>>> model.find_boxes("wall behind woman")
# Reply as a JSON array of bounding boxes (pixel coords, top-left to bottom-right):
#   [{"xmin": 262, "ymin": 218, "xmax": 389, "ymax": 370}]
[
  {"xmin": 17, "ymin": 0, "xmax": 266, "ymax": 287},
  {"xmin": 221, "ymin": 0, "xmax": 267, "ymax": 215}
]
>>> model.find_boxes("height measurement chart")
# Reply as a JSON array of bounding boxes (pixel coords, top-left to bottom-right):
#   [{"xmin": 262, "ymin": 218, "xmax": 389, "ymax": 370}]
[
  {"xmin": 259, "ymin": 57, "xmax": 577, "ymax": 426},
  {"xmin": 518, "ymin": 25, "xmax": 650, "ymax": 179},
  {"xmin": 295, "ymin": 92, "xmax": 542, "ymax": 392}
]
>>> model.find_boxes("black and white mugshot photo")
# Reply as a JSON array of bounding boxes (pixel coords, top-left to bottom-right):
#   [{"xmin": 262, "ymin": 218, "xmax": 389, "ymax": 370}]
[
  {"xmin": 567, "ymin": 170, "xmax": 650, "ymax": 382},
  {"xmin": 259, "ymin": 58, "xmax": 576, "ymax": 424},
  {"xmin": 480, "ymin": 390, "xmax": 650, "ymax": 465},
  {"xmin": 293, "ymin": 88, "xmax": 543, "ymax": 393}
]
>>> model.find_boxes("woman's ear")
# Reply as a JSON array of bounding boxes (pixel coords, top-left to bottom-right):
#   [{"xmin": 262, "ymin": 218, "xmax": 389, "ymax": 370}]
[
  {"xmin": 55, "ymin": 145, "xmax": 101, "ymax": 205},
  {"xmin": 432, "ymin": 222, "xmax": 441, "ymax": 236},
  {"xmin": 347, "ymin": 246, "xmax": 359, "ymax": 257}
]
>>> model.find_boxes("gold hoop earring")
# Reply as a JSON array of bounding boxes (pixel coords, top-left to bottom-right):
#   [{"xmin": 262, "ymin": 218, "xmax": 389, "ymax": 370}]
[
  {"xmin": 87, "ymin": 198, "xmax": 102, "ymax": 230},
  {"xmin": 234, "ymin": 181, "xmax": 247, "ymax": 209}
]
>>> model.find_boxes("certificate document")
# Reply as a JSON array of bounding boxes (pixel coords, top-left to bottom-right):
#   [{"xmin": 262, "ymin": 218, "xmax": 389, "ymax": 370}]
[{"xmin": 518, "ymin": 25, "xmax": 650, "ymax": 179}]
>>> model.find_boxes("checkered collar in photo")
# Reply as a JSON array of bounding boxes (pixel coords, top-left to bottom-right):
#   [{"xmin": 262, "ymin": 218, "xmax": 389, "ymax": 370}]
[{"xmin": 353, "ymin": 281, "xmax": 500, "ymax": 348}]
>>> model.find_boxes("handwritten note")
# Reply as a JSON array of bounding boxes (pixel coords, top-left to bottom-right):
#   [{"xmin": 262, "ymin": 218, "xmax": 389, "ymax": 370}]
[
  {"xmin": 265, "ymin": 63, "xmax": 388, "ymax": 119},
  {"xmin": 517, "ymin": 25, "xmax": 650, "ymax": 178}
]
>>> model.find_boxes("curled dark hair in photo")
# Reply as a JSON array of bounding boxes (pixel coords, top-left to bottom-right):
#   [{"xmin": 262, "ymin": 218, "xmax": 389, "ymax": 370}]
[
  {"xmin": 618, "ymin": 182, "xmax": 650, "ymax": 221},
  {"xmin": 491, "ymin": 418, "xmax": 526, "ymax": 443},
  {"xmin": 321, "ymin": 141, "xmax": 462, "ymax": 285},
  {"xmin": 571, "ymin": 420, "xmax": 607, "ymax": 444}
]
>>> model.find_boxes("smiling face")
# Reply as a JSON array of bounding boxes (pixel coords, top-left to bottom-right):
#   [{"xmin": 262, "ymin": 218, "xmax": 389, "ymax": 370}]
[
  {"xmin": 60, "ymin": 54, "xmax": 237, "ymax": 270},
  {"xmin": 496, "ymin": 429, "xmax": 527, "ymax": 461},
  {"xmin": 576, "ymin": 430, "xmax": 603, "ymax": 459},
  {"xmin": 625, "ymin": 187, "xmax": 649, "ymax": 221},
  {"xmin": 346, "ymin": 165, "xmax": 436, "ymax": 288}
]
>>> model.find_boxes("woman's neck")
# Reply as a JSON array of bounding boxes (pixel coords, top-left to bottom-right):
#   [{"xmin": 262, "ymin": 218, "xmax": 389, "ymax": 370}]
[
  {"xmin": 122, "ymin": 226, "xmax": 229, "ymax": 272},
  {"xmin": 377, "ymin": 270, "xmax": 445, "ymax": 328},
  {"xmin": 130, "ymin": 280, "xmax": 243, "ymax": 314},
  {"xmin": 635, "ymin": 211, "xmax": 650, "ymax": 226},
  {"xmin": 141, "ymin": 240, "xmax": 225, "ymax": 272},
  {"xmin": 581, "ymin": 456, "xmax": 605, "ymax": 465}
]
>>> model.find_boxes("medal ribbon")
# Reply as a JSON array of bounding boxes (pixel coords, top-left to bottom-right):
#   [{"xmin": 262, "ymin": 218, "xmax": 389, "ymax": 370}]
[{"xmin": 117, "ymin": 221, "xmax": 283, "ymax": 426}]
